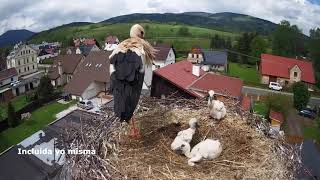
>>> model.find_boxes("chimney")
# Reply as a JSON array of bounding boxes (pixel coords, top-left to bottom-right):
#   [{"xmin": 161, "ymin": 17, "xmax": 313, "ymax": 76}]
[
  {"xmin": 58, "ymin": 61, "xmax": 63, "ymax": 76},
  {"xmin": 192, "ymin": 64, "xmax": 200, "ymax": 77}
]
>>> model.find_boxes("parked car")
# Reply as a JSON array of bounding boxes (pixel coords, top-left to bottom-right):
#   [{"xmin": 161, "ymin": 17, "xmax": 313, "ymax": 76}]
[
  {"xmin": 298, "ymin": 108, "xmax": 317, "ymax": 119},
  {"xmin": 77, "ymin": 100, "xmax": 94, "ymax": 110},
  {"xmin": 10, "ymin": 80, "xmax": 21, "ymax": 87},
  {"xmin": 269, "ymin": 82, "xmax": 282, "ymax": 91}
]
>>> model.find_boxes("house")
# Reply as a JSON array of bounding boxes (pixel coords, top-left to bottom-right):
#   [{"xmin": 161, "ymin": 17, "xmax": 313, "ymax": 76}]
[
  {"xmin": 76, "ymin": 45, "xmax": 100, "ymax": 56},
  {"xmin": 6, "ymin": 43, "xmax": 38, "ymax": 77},
  {"xmin": 37, "ymin": 48, "xmax": 59, "ymax": 63},
  {"xmin": 269, "ymin": 110, "xmax": 284, "ymax": 132},
  {"xmin": 201, "ymin": 50, "xmax": 228, "ymax": 72},
  {"xmin": 104, "ymin": 36, "xmax": 119, "ymax": 51},
  {"xmin": 187, "ymin": 46, "xmax": 228, "ymax": 72},
  {"xmin": 63, "ymin": 51, "xmax": 110, "ymax": 100},
  {"xmin": 151, "ymin": 60, "xmax": 243, "ymax": 100},
  {"xmin": 153, "ymin": 44, "xmax": 176, "ymax": 69},
  {"xmin": 0, "ymin": 110, "xmax": 97, "ymax": 179},
  {"xmin": 48, "ymin": 54, "xmax": 84, "ymax": 87},
  {"xmin": 30, "ymin": 41, "xmax": 61, "ymax": 62},
  {"xmin": 259, "ymin": 54, "xmax": 315, "ymax": 87},
  {"xmin": 0, "ymin": 68, "xmax": 18, "ymax": 102}
]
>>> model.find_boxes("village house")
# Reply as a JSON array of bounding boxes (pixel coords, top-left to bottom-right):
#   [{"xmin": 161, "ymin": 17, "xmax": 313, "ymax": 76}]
[
  {"xmin": 151, "ymin": 60, "xmax": 243, "ymax": 100},
  {"xmin": 153, "ymin": 44, "xmax": 176, "ymax": 70},
  {"xmin": 187, "ymin": 46, "xmax": 228, "ymax": 72},
  {"xmin": 259, "ymin": 54, "xmax": 315, "ymax": 87},
  {"xmin": 104, "ymin": 36, "xmax": 119, "ymax": 51},
  {"xmin": 269, "ymin": 110, "xmax": 284, "ymax": 133},
  {"xmin": 76, "ymin": 44, "xmax": 100, "ymax": 56},
  {"xmin": 0, "ymin": 68, "xmax": 18, "ymax": 102},
  {"xmin": 63, "ymin": 51, "xmax": 110, "ymax": 100},
  {"xmin": 6, "ymin": 43, "xmax": 38, "ymax": 77},
  {"xmin": 48, "ymin": 54, "xmax": 84, "ymax": 87},
  {"xmin": 30, "ymin": 41, "xmax": 61, "ymax": 63}
]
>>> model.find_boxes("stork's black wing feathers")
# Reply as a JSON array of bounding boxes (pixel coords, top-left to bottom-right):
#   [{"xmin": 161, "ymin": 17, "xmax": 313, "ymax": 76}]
[{"xmin": 110, "ymin": 50, "xmax": 144, "ymax": 122}]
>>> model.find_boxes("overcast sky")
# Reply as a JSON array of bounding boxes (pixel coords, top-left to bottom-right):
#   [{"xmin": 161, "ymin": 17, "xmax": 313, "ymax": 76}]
[{"xmin": 0, "ymin": 0, "xmax": 319, "ymax": 35}]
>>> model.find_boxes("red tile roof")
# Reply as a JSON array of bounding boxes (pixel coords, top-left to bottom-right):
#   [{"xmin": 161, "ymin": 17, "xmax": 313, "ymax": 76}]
[
  {"xmin": 154, "ymin": 60, "xmax": 243, "ymax": 99},
  {"xmin": 269, "ymin": 110, "xmax": 284, "ymax": 123},
  {"xmin": 260, "ymin": 54, "xmax": 315, "ymax": 84},
  {"xmin": 189, "ymin": 72, "xmax": 243, "ymax": 98},
  {"xmin": 83, "ymin": 39, "xmax": 97, "ymax": 46}
]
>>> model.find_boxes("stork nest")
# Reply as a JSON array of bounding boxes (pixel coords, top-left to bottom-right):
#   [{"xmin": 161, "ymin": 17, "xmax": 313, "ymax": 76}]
[{"xmin": 60, "ymin": 96, "xmax": 307, "ymax": 180}]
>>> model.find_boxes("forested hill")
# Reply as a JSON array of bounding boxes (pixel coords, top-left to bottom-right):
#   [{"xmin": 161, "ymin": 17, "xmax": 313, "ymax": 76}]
[{"xmin": 102, "ymin": 12, "xmax": 277, "ymax": 35}]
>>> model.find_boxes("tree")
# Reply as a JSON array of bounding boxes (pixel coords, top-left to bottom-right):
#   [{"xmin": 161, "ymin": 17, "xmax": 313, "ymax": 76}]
[
  {"xmin": 292, "ymin": 82, "xmax": 310, "ymax": 110},
  {"xmin": 237, "ymin": 32, "xmax": 255, "ymax": 64},
  {"xmin": 249, "ymin": 36, "xmax": 267, "ymax": 64},
  {"xmin": 7, "ymin": 102, "xmax": 18, "ymax": 127},
  {"xmin": 272, "ymin": 20, "xmax": 305, "ymax": 57},
  {"xmin": 37, "ymin": 76, "xmax": 54, "ymax": 104},
  {"xmin": 309, "ymin": 28, "xmax": 320, "ymax": 88},
  {"xmin": 177, "ymin": 26, "xmax": 190, "ymax": 36},
  {"xmin": 265, "ymin": 94, "xmax": 291, "ymax": 119}
]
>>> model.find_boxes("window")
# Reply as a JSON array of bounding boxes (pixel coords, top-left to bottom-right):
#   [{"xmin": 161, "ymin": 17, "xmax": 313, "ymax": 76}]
[
  {"xmin": 24, "ymin": 67, "xmax": 26, "ymax": 72},
  {"xmin": 19, "ymin": 69, "xmax": 21, "ymax": 73},
  {"xmin": 33, "ymin": 65, "xmax": 35, "ymax": 69},
  {"xmin": 11, "ymin": 78, "xmax": 13, "ymax": 81},
  {"xmin": 27, "ymin": 58, "xmax": 29, "ymax": 63},
  {"xmin": 27, "ymin": 66, "xmax": 30, "ymax": 71},
  {"xmin": 18, "ymin": 60, "xmax": 20, "ymax": 65},
  {"xmin": 0, "ymin": 82, "xmax": 2, "ymax": 86},
  {"xmin": 294, "ymin": 72, "xmax": 298, "ymax": 78}
]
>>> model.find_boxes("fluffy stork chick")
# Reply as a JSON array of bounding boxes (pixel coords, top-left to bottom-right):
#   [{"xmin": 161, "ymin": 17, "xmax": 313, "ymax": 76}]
[
  {"xmin": 180, "ymin": 139, "xmax": 223, "ymax": 166},
  {"xmin": 208, "ymin": 90, "xmax": 227, "ymax": 120},
  {"xmin": 109, "ymin": 24, "xmax": 157, "ymax": 139},
  {"xmin": 171, "ymin": 118, "xmax": 198, "ymax": 152}
]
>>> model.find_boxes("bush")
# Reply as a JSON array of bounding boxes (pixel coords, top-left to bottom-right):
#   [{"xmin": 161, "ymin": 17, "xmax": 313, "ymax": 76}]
[
  {"xmin": 265, "ymin": 94, "xmax": 291, "ymax": 119},
  {"xmin": 292, "ymin": 82, "xmax": 310, "ymax": 110},
  {"xmin": 177, "ymin": 26, "xmax": 191, "ymax": 36},
  {"xmin": 37, "ymin": 76, "xmax": 55, "ymax": 104}
]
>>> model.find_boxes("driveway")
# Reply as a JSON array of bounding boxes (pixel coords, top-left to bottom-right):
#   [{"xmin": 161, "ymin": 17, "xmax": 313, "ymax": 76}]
[
  {"xmin": 286, "ymin": 108, "xmax": 315, "ymax": 136},
  {"xmin": 242, "ymin": 86, "xmax": 320, "ymax": 106}
]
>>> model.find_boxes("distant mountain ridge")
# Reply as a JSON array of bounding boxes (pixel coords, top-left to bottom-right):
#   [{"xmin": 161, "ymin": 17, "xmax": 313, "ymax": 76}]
[
  {"xmin": 0, "ymin": 29, "xmax": 35, "ymax": 47},
  {"xmin": 102, "ymin": 12, "xmax": 278, "ymax": 35}
]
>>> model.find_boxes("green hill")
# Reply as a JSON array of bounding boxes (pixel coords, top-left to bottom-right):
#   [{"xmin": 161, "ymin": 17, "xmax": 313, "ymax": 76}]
[{"xmin": 29, "ymin": 23, "xmax": 240, "ymax": 57}]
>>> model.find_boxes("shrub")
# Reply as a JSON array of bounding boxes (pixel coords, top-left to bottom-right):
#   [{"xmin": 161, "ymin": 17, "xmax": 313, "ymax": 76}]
[
  {"xmin": 7, "ymin": 102, "xmax": 19, "ymax": 127},
  {"xmin": 265, "ymin": 94, "xmax": 291, "ymax": 119},
  {"xmin": 292, "ymin": 82, "xmax": 310, "ymax": 110}
]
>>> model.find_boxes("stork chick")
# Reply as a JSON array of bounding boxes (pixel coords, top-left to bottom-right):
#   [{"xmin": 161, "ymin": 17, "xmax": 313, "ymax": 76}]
[
  {"xmin": 180, "ymin": 139, "xmax": 223, "ymax": 166},
  {"xmin": 171, "ymin": 118, "xmax": 198, "ymax": 152},
  {"xmin": 208, "ymin": 90, "xmax": 227, "ymax": 120}
]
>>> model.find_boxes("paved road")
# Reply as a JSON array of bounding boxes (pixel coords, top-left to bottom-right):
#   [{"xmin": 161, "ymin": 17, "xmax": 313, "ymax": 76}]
[{"xmin": 242, "ymin": 86, "xmax": 320, "ymax": 106}]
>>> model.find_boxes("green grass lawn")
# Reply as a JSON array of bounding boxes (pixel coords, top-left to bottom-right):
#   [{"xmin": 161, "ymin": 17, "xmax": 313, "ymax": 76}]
[
  {"xmin": 0, "ymin": 100, "xmax": 75, "ymax": 152},
  {"xmin": 253, "ymin": 101, "xmax": 268, "ymax": 117},
  {"xmin": 303, "ymin": 126, "xmax": 320, "ymax": 143},
  {"xmin": 29, "ymin": 22, "xmax": 240, "ymax": 58},
  {"xmin": 0, "ymin": 95, "xmax": 29, "ymax": 120},
  {"xmin": 228, "ymin": 63, "xmax": 261, "ymax": 85}
]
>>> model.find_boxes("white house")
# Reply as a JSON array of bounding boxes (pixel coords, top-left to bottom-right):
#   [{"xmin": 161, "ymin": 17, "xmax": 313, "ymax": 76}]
[{"xmin": 104, "ymin": 36, "xmax": 119, "ymax": 51}]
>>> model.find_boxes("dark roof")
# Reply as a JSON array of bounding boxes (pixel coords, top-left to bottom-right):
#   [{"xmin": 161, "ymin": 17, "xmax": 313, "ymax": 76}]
[
  {"xmin": 0, "ymin": 110, "xmax": 97, "ymax": 180},
  {"xmin": 202, "ymin": 50, "xmax": 227, "ymax": 65},
  {"xmin": 260, "ymin": 54, "xmax": 315, "ymax": 84},
  {"xmin": 79, "ymin": 45, "xmax": 97, "ymax": 56},
  {"xmin": 48, "ymin": 54, "xmax": 84, "ymax": 80},
  {"xmin": 0, "ymin": 68, "xmax": 18, "ymax": 81},
  {"xmin": 154, "ymin": 44, "xmax": 172, "ymax": 61},
  {"xmin": 64, "ymin": 51, "xmax": 111, "ymax": 96}
]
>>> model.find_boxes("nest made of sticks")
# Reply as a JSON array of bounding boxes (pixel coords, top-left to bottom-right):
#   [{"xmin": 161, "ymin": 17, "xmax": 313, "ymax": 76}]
[{"xmin": 60, "ymin": 96, "xmax": 304, "ymax": 180}]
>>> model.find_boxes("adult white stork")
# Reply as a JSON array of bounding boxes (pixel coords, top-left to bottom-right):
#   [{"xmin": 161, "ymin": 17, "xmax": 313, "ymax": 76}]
[{"xmin": 109, "ymin": 24, "xmax": 157, "ymax": 138}]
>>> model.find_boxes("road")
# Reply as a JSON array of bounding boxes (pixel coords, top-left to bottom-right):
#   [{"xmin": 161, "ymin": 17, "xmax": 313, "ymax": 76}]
[{"xmin": 242, "ymin": 86, "xmax": 320, "ymax": 106}]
